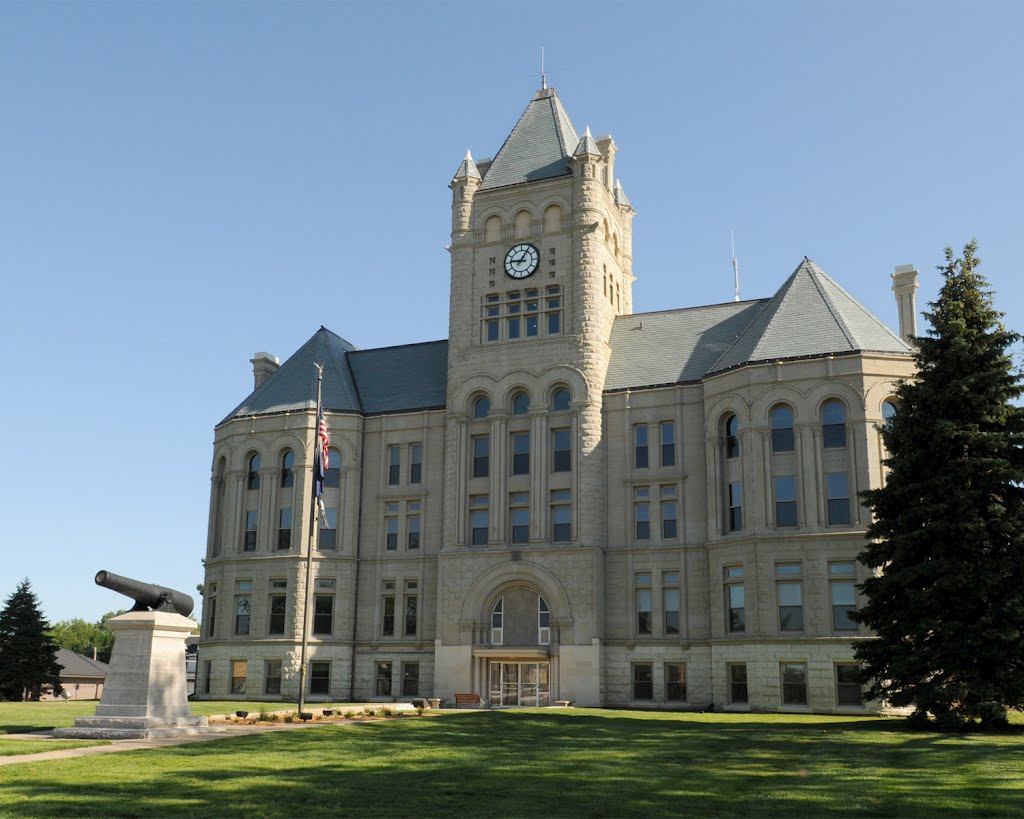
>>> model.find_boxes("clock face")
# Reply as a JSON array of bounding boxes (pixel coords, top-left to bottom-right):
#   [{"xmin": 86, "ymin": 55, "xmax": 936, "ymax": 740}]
[{"xmin": 504, "ymin": 243, "xmax": 540, "ymax": 279}]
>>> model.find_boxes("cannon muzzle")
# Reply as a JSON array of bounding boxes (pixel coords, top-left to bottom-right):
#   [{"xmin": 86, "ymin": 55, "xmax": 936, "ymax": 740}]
[{"xmin": 95, "ymin": 570, "xmax": 194, "ymax": 617}]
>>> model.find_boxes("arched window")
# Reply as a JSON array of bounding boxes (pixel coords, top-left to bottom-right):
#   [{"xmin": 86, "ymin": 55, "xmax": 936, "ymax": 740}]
[
  {"xmin": 485, "ymin": 215, "xmax": 502, "ymax": 243},
  {"xmin": 543, "ymin": 204, "xmax": 562, "ymax": 233},
  {"xmin": 513, "ymin": 209, "xmax": 531, "ymax": 239},
  {"xmin": 511, "ymin": 392, "xmax": 530, "ymax": 415},
  {"xmin": 280, "ymin": 449, "xmax": 295, "ymax": 487},
  {"xmin": 882, "ymin": 400, "xmax": 897, "ymax": 424},
  {"xmin": 247, "ymin": 453, "xmax": 261, "ymax": 490},
  {"xmin": 551, "ymin": 388, "xmax": 571, "ymax": 412},
  {"xmin": 770, "ymin": 405, "xmax": 795, "ymax": 453},
  {"xmin": 724, "ymin": 414, "xmax": 739, "ymax": 459},
  {"xmin": 538, "ymin": 597, "xmax": 550, "ymax": 645},
  {"xmin": 325, "ymin": 448, "xmax": 341, "ymax": 489},
  {"xmin": 491, "ymin": 598, "xmax": 503, "ymax": 644},
  {"xmin": 821, "ymin": 400, "xmax": 847, "ymax": 448},
  {"xmin": 473, "ymin": 395, "xmax": 490, "ymax": 419}
]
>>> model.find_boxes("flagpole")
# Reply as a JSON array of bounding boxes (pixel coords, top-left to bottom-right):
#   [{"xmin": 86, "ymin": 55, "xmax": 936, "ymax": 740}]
[{"xmin": 297, "ymin": 362, "xmax": 324, "ymax": 716}]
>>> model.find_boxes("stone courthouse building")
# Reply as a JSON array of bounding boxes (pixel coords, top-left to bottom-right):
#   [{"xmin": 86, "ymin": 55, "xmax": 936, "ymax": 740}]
[{"xmin": 197, "ymin": 84, "xmax": 919, "ymax": 712}]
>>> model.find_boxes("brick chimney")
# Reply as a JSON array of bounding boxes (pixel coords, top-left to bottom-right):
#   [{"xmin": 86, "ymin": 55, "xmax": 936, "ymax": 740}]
[
  {"xmin": 250, "ymin": 352, "xmax": 280, "ymax": 389},
  {"xmin": 891, "ymin": 265, "xmax": 919, "ymax": 342}
]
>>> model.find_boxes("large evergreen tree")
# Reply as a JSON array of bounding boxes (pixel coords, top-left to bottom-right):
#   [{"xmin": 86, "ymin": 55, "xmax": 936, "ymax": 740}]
[
  {"xmin": 855, "ymin": 241, "xmax": 1024, "ymax": 729},
  {"xmin": 0, "ymin": 579, "xmax": 63, "ymax": 701}
]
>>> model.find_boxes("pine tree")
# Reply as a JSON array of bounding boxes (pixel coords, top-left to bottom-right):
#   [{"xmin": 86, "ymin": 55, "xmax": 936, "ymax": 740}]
[
  {"xmin": 854, "ymin": 241, "xmax": 1024, "ymax": 729},
  {"xmin": 0, "ymin": 579, "xmax": 63, "ymax": 701}
]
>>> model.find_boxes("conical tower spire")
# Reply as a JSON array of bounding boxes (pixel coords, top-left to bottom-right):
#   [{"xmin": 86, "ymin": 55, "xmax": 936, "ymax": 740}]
[{"xmin": 452, "ymin": 149, "xmax": 481, "ymax": 181}]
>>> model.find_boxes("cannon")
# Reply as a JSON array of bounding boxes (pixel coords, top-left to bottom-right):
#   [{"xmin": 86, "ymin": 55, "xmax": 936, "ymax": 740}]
[{"xmin": 95, "ymin": 570, "xmax": 194, "ymax": 617}]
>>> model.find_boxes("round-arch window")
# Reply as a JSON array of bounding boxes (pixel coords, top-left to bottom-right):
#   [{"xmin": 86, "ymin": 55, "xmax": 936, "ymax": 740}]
[
  {"xmin": 280, "ymin": 449, "xmax": 295, "ymax": 487},
  {"xmin": 882, "ymin": 400, "xmax": 897, "ymax": 423},
  {"xmin": 512, "ymin": 392, "xmax": 529, "ymax": 415},
  {"xmin": 770, "ymin": 405, "xmax": 795, "ymax": 453},
  {"xmin": 325, "ymin": 448, "xmax": 341, "ymax": 489},
  {"xmin": 247, "ymin": 454, "xmax": 261, "ymax": 490},
  {"xmin": 551, "ymin": 388, "xmax": 571, "ymax": 412},
  {"xmin": 473, "ymin": 396, "xmax": 490, "ymax": 419},
  {"xmin": 724, "ymin": 414, "xmax": 739, "ymax": 459},
  {"xmin": 821, "ymin": 400, "xmax": 847, "ymax": 449}
]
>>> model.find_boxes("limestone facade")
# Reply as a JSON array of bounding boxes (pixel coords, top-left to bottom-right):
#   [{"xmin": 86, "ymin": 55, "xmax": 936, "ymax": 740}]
[{"xmin": 196, "ymin": 86, "xmax": 916, "ymax": 713}]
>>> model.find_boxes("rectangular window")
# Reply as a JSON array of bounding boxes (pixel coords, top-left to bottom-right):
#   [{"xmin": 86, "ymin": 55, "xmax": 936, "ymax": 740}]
[
  {"xmin": 268, "ymin": 594, "xmax": 286, "ymax": 635},
  {"xmin": 310, "ymin": 661, "xmax": 330, "ymax": 695},
  {"xmin": 265, "ymin": 660, "xmax": 282, "ymax": 695},
  {"xmin": 402, "ymin": 663, "xmax": 420, "ymax": 698},
  {"xmin": 234, "ymin": 591, "xmax": 251, "ymax": 636},
  {"xmin": 404, "ymin": 582, "xmax": 418, "ymax": 637},
  {"xmin": 729, "ymin": 663, "xmax": 748, "ymax": 703},
  {"xmin": 207, "ymin": 598, "xmax": 217, "ymax": 638},
  {"xmin": 313, "ymin": 595, "xmax": 333, "ymax": 636},
  {"xmin": 470, "ymin": 495, "xmax": 489, "ymax": 545},
  {"xmin": 512, "ymin": 431, "xmax": 530, "ymax": 475},
  {"xmin": 324, "ymin": 449, "xmax": 340, "ymax": 488},
  {"xmin": 774, "ymin": 476, "xmax": 797, "ymax": 527},
  {"xmin": 407, "ymin": 502, "xmax": 421, "ymax": 550},
  {"xmin": 634, "ymin": 424, "xmax": 649, "ymax": 469},
  {"xmin": 409, "ymin": 443, "xmax": 422, "ymax": 484},
  {"xmin": 318, "ymin": 507, "xmax": 337, "ymax": 551},
  {"xmin": 510, "ymin": 493, "xmax": 529, "ymax": 544},
  {"xmin": 473, "ymin": 435, "xmax": 490, "ymax": 478},
  {"xmin": 661, "ymin": 486, "xmax": 678, "ymax": 540},
  {"xmin": 388, "ymin": 445, "xmax": 401, "ymax": 486},
  {"xmin": 728, "ymin": 482, "xmax": 742, "ymax": 531},
  {"xmin": 552, "ymin": 429, "xmax": 571, "ymax": 472},
  {"xmin": 375, "ymin": 661, "xmax": 393, "ymax": 697},
  {"xmin": 660, "ymin": 422, "xmax": 676, "ymax": 467},
  {"xmin": 830, "ymin": 563, "xmax": 858, "ymax": 631},
  {"xmin": 382, "ymin": 582, "xmax": 395, "ymax": 636},
  {"xmin": 230, "ymin": 660, "xmax": 247, "ymax": 695},
  {"xmin": 777, "ymin": 564, "xmax": 803, "ymax": 631},
  {"xmin": 836, "ymin": 664, "xmax": 863, "ymax": 706},
  {"xmin": 203, "ymin": 659, "xmax": 212, "ymax": 695},
  {"xmin": 663, "ymin": 572, "xmax": 681, "ymax": 635},
  {"xmin": 726, "ymin": 566, "xmax": 745, "ymax": 633},
  {"xmin": 634, "ymin": 487, "xmax": 650, "ymax": 540},
  {"xmin": 243, "ymin": 510, "xmax": 258, "ymax": 551},
  {"xmin": 551, "ymin": 490, "xmax": 571, "ymax": 542},
  {"xmin": 782, "ymin": 662, "xmax": 808, "ymax": 705},
  {"xmin": 547, "ymin": 311, "xmax": 560, "ymax": 334},
  {"xmin": 486, "ymin": 320, "xmax": 499, "ymax": 342},
  {"xmin": 826, "ymin": 472, "xmax": 851, "ymax": 525},
  {"xmin": 633, "ymin": 663, "xmax": 653, "ymax": 700},
  {"xmin": 385, "ymin": 517, "xmax": 399, "ymax": 553},
  {"xmin": 635, "ymin": 573, "xmax": 652, "ymax": 635},
  {"xmin": 277, "ymin": 507, "xmax": 292, "ymax": 550},
  {"xmin": 666, "ymin": 663, "xmax": 686, "ymax": 701}
]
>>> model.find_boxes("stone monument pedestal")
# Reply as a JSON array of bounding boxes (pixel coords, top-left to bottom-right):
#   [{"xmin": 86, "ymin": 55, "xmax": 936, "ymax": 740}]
[{"xmin": 55, "ymin": 611, "xmax": 214, "ymax": 739}]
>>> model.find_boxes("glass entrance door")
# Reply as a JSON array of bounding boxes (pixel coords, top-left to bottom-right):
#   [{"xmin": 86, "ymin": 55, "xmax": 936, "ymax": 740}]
[{"xmin": 488, "ymin": 662, "xmax": 550, "ymax": 707}]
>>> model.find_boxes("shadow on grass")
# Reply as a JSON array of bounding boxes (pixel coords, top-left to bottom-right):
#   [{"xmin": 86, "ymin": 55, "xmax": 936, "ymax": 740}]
[{"xmin": 2, "ymin": 711, "xmax": 1023, "ymax": 817}]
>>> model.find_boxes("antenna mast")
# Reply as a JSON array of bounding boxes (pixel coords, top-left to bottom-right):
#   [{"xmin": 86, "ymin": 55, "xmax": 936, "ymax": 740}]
[
  {"xmin": 731, "ymin": 230, "xmax": 740, "ymax": 302},
  {"xmin": 541, "ymin": 46, "xmax": 546, "ymax": 89}
]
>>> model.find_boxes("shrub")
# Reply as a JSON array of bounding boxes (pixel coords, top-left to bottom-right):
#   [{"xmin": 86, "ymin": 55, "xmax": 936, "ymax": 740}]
[
  {"xmin": 343, "ymin": 710, "xmax": 355, "ymax": 719},
  {"xmin": 284, "ymin": 714, "xmax": 294, "ymax": 724}
]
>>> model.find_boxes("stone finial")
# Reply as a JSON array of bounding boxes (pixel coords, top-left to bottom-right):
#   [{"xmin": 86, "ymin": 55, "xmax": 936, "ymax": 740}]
[{"xmin": 891, "ymin": 264, "xmax": 919, "ymax": 341}]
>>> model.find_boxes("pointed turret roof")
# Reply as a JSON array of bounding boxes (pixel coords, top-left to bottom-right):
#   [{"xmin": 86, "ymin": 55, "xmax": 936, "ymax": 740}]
[
  {"xmin": 708, "ymin": 258, "xmax": 911, "ymax": 374},
  {"xmin": 452, "ymin": 149, "xmax": 481, "ymax": 180},
  {"xmin": 574, "ymin": 126, "xmax": 600, "ymax": 157},
  {"xmin": 614, "ymin": 179, "xmax": 632, "ymax": 208},
  {"xmin": 478, "ymin": 87, "xmax": 580, "ymax": 190}
]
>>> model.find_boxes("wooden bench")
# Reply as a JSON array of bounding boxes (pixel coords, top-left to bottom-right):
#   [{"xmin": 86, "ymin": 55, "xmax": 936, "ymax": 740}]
[{"xmin": 454, "ymin": 692, "xmax": 483, "ymax": 709}]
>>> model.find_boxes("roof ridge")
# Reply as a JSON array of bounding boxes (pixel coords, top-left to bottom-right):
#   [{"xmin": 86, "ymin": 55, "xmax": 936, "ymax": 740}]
[
  {"xmin": 805, "ymin": 261, "xmax": 856, "ymax": 348},
  {"xmin": 617, "ymin": 298, "xmax": 770, "ymax": 320},
  {"xmin": 348, "ymin": 338, "xmax": 448, "ymax": 354}
]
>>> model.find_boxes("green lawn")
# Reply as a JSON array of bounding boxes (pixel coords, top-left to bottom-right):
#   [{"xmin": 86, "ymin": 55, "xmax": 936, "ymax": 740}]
[
  {"xmin": 0, "ymin": 701, "xmax": 353, "ymax": 734},
  {"xmin": 0, "ymin": 738, "xmax": 108, "ymax": 756},
  {"xmin": 1, "ymin": 709, "xmax": 1022, "ymax": 817}
]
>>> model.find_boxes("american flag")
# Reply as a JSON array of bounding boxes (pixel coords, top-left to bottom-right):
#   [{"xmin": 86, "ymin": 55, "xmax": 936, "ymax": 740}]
[{"xmin": 314, "ymin": 411, "xmax": 330, "ymax": 498}]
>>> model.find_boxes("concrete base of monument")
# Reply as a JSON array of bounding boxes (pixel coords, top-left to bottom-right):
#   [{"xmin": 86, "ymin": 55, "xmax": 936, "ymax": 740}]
[
  {"xmin": 54, "ymin": 610, "xmax": 212, "ymax": 739},
  {"xmin": 54, "ymin": 715, "xmax": 223, "ymax": 740}
]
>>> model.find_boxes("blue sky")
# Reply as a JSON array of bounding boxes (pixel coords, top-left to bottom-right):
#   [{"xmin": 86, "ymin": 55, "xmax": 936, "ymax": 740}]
[{"xmin": 2, "ymin": 0, "xmax": 1021, "ymax": 623}]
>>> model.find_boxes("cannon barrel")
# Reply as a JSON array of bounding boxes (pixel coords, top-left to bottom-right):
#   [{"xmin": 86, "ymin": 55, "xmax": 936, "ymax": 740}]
[{"xmin": 95, "ymin": 570, "xmax": 194, "ymax": 617}]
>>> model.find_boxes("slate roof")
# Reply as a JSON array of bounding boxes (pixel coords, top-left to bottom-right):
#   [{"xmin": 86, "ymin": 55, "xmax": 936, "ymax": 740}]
[
  {"xmin": 478, "ymin": 87, "xmax": 580, "ymax": 190},
  {"xmin": 708, "ymin": 258, "xmax": 911, "ymax": 374},
  {"xmin": 453, "ymin": 150, "xmax": 481, "ymax": 180},
  {"xmin": 605, "ymin": 301, "xmax": 770, "ymax": 391},
  {"xmin": 222, "ymin": 329, "xmax": 448, "ymax": 424},
  {"xmin": 56, "ymin": 648, "xmax": 109, "ymax": 679}
]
